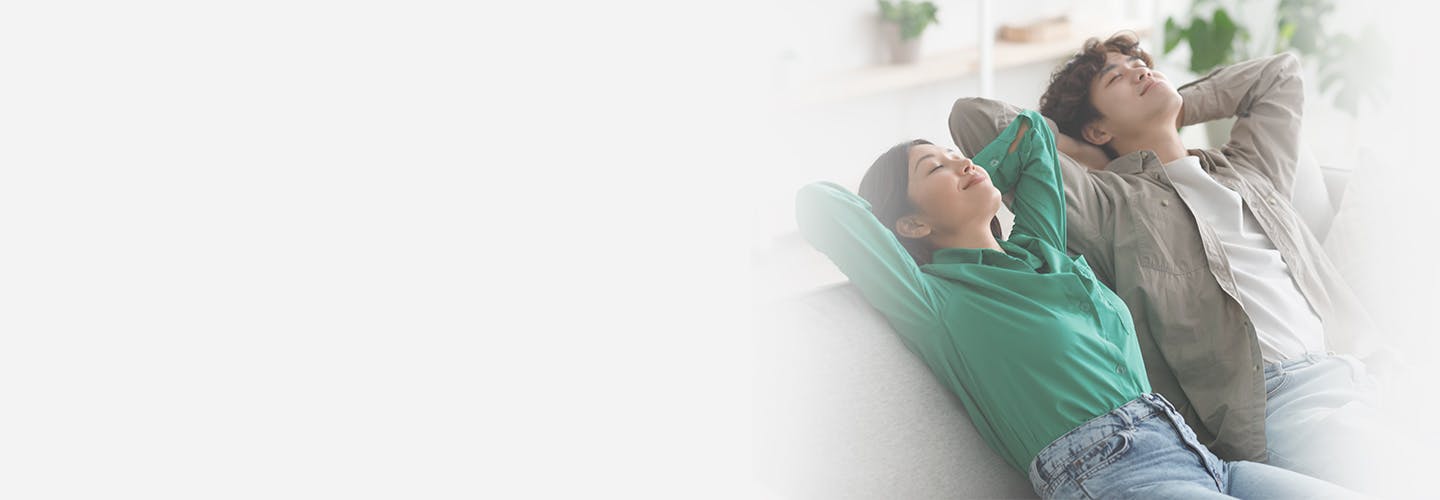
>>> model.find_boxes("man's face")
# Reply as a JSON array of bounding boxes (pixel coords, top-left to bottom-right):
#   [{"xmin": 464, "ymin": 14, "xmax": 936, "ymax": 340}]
[{"xmin": 1085, "ymin": 51, "xmax": 1182, "ymax": 144}]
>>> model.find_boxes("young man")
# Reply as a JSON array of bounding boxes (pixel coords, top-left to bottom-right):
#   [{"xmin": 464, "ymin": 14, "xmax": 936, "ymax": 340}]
[{"xmin": 947, "ymin": 33, "xmax": 1395, "ymax": 492}]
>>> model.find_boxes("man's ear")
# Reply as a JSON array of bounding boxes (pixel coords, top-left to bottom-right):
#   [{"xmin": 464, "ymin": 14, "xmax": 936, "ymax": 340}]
[
  {"xmin": 895, "ymin": 215, "xmax": 931, "ymax": 240},
  {"xmin": 1081, "ymin": 121, "xmax": 1113, "ymax": 147}
]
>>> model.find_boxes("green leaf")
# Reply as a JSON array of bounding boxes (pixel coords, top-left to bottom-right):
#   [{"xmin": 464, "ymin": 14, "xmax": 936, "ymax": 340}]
[
  {"xmin": 1276, "ymin": 0, "xmax": 1331, "ymax": 56},
  {"xmin": 1164, "ymin": 18, "xmax": 1184, "ymax": 54},
  {"xmin": 1275, "ymin": 22, "xmax": 1296, "ymax": 53},
  {"xmin": 1212, "ymin": 8, "xmax": 1238, "ymax": 51},
  {"xmin": 886, "ymin": 0, "xmax": 938, "ymax": 40},
  {"xmin": 1186, "ymin": 17, "xmax": 1215, "ymax": 72},
  {"xmin": 1185, "ymin": 9, "xmax": 1238, "ymax": 73}
]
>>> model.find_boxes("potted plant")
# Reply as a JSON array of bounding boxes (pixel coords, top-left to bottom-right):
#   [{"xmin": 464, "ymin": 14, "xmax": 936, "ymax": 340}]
[
  {"xmin": 1163, "ymin": 0, "xmax": 1387, "ymax": 143},
  {"xmin": 877, "ymin": 0, "xmax": 939, "ymax": 65}
]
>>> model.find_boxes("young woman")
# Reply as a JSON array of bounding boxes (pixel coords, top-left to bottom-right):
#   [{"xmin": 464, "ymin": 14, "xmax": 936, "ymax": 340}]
[{"xmin": 794, "ymin": 109, "xmax": 1362, "ymax": 499}]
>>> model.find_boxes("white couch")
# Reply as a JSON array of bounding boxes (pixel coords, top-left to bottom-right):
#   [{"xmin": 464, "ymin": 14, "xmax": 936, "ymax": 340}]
[{"xmin": 753, "ymin": 137, "xmax": 1348, "ymax": 499}]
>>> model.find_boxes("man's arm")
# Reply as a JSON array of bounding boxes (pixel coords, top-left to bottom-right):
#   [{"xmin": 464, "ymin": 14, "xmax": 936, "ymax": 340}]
[
  {"xmin": 1176, "ymin": 53, "xmax": 1305, "ymax": 195},
  {"xmin": 1054, "ymin": 129, "xmax": 1111, "ymax": 170}
]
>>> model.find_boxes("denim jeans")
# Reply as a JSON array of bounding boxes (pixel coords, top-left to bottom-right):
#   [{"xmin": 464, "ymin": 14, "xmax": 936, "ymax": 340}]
[
  {"xmin": 1028, "ymin": 393, "xmax": 1362, "ymax": 499},
  {"xmin": 1263, "ymin": 352, "xmax": 1387, "ymax": 493}
]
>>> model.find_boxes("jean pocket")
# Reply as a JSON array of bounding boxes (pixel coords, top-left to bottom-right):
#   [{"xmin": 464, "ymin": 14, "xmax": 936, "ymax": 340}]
[
  {"xmin": 1265, "ymin": 370, "xmax": 1289, "ymax": 398},
  {"xmin": 1069, "ymin": 431, "xmax": 1134, "ymax": 499}
]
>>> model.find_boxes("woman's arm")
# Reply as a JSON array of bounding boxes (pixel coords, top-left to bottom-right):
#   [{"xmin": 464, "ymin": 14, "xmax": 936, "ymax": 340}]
[
  {"xmin": 972, "ymin": 110, "xmax": 1067, "ymax": 250},
  {"xmin": 949, "ymin": 98, "xmax": 1120, "ymax": 283},
  {"xmin": 795, "ymin": 182, "xmax": 942, "ymax": 339}
]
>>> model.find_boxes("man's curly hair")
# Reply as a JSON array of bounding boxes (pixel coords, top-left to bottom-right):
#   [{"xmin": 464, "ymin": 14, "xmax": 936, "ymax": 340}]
[{"xmin": 1039, "ymin": 31, "xmax": 1153, "ymax": 156}]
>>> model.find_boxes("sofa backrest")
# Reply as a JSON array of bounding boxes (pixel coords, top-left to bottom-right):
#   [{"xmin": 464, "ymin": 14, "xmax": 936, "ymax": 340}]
[{"xmin": 754, "ymin": 283, "xmax": 1037, "ymax": 499}]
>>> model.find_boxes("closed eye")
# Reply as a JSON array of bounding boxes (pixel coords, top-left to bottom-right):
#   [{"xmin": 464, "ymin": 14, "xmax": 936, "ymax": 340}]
[
  {"xmin": 929, "ymin": 163, "xmax": 944, "ymax": 174},
  {"xmin": 1109, "ymin": 73, "xmax": 1120, "ymax": 86}
]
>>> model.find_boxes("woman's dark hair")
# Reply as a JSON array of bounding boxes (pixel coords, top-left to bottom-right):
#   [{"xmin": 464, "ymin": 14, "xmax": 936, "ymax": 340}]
[
  {"xmin": 1039, "ymin": 31, "xmax": 1152, "ymax": 159},
  {"xmin": 858, "ymin": 139, "xmax": 1003, "ymax": 266}
]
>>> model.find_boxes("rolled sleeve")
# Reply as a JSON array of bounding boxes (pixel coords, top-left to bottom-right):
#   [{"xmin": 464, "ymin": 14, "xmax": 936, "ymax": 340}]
[{"xmin": 1178, "ymin": 53, "xmax": 1306, "ymax": 195}]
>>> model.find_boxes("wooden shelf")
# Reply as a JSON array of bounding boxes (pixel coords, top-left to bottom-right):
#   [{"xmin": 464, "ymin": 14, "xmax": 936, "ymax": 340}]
[{"xmin": 787, "ymin": 20, "xmax": 1152, "ymax": 106}]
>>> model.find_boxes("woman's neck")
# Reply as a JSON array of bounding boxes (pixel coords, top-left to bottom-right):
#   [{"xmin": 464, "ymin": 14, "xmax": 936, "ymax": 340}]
[{"xmin": 931, "ymin": 225, "xmax": 1002, "ymax": 253}]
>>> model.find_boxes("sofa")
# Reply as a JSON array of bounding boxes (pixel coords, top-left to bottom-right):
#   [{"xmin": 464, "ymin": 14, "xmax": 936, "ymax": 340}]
[{"xmin": 752, "ymin": 102, "xmax": 1350, "ymax": 499}]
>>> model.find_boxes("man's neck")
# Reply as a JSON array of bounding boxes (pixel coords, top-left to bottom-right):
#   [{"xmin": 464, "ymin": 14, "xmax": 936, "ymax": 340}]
[{"xmin": 1113, "ymin": 126, "xmax": 1189, "ymax": 165}]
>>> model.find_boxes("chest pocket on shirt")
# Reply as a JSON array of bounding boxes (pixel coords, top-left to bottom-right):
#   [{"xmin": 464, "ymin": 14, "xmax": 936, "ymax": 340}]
[{"xmin": 1133, "ymin": 191, "xmax": 1209, "ymax": 275}]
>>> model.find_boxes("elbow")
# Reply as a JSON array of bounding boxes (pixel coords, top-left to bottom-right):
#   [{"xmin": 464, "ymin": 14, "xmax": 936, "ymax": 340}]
[
  {"xmin": 1275, "ymin": 51, "xmax": 1302, "ymax": 72},
  {"xmin": 794, "ymin": 182, "xmax": 845, "ymax": 238},
  {"xmin": 1273, "ymin": 52, "xmax": 1305, "ymax": 93},
  {"xmin": 794, "ymin": 184, "xmax": 825, "ymax": 228},
  {"xmin": 948, "ymin": 97, "xmax": 1012, "ymax": 156}
]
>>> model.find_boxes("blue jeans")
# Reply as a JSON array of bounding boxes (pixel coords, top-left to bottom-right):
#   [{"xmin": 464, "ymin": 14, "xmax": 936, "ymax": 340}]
[
  {"xmin": 1263, "ymin": 352, "xmax": 1387, "ymax": 493},
  {"xmin": 1028, "ymin": 393, "xmax": 1362, "ymax": 499}
]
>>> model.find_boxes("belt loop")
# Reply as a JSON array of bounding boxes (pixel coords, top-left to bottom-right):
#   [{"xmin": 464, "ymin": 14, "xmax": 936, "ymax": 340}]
[{"xmin": 1146, "ymin": 393, "xmax": 1172, "ymax": 413}]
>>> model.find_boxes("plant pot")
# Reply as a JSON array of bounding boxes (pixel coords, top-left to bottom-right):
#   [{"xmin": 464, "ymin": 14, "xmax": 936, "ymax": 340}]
[{"xmin": 879, "ymin": 22, "xmax": 922, "ymax": 65}]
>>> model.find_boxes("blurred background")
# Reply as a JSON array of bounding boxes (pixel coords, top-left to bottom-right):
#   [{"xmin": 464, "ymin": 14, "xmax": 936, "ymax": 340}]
[{"xmin": 750, "ymin": 0, "xmax": 1439, "ymax": 344}]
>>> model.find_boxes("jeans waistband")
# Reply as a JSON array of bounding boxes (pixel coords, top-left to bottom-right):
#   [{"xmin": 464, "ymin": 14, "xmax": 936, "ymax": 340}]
[
  {"xmin": 1027, "ymin": 393, "xmax": 1174, "ymax": 487},
  {"xmin": 1264, "ymin": 351, "xmax": 1339, "ymax": 375}
]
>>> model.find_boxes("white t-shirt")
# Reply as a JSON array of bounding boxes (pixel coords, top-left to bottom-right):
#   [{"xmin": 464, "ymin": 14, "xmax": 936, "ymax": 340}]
[{"xmin": 1164, "ymin": 155, "xmax": 1325, "ymax": 362}]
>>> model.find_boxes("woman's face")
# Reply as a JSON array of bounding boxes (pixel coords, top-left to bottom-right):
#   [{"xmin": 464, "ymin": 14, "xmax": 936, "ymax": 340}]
[{"xmin": 904, "ymin": 143, "xmax": 1001, "ymax": 235}]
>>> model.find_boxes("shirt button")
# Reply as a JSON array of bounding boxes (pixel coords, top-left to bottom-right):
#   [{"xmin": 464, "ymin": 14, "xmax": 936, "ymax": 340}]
[
  {"xmin": 990, "ymin": 160, "xmax": 999, "ymax": 167},
  {"xmin": 1117, "ymin": 365, "xmax": 1127, "ymax": 374},
  {"xmin": 1267, "ymin": 197, "xmax": 1277, "ymax": 205},
  {"xmin": 1161, "ymin": 199, "xmax": 1170, "ymax": 207}
]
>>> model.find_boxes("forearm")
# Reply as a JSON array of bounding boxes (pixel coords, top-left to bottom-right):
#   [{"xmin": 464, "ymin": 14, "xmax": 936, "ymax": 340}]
[
  {"xmin": 1177, "ymin": 53, "xmax": 1303, "ymax": 127},
  {"xmin": 976, "ymin": 111, "xmax": 1068, "ymax": 247}
]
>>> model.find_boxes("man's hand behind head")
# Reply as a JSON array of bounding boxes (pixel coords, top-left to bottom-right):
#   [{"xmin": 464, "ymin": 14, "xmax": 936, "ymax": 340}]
[{"xmin": 1054, "ymin": 129, "xmax": 1111, "ymax": 170}]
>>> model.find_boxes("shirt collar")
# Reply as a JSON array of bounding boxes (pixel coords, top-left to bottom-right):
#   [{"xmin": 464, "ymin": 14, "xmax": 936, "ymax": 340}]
[
  {"xmin": 927, "ymin": 238, "xmax": 1042, "ymax": 271},
  {"xmin": 1103, "ymin": 149, "xmax": 1152, "ymax": 175},
  {"xmin": 1103, "ymin": 148, "xmax": 1226, "ymax": 176}
]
